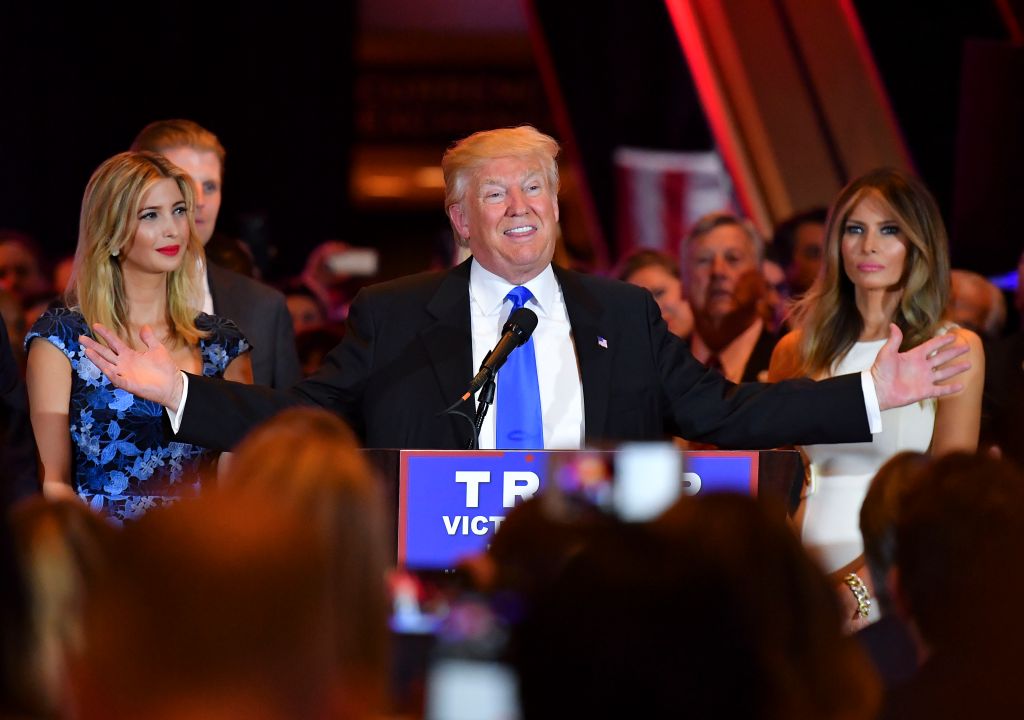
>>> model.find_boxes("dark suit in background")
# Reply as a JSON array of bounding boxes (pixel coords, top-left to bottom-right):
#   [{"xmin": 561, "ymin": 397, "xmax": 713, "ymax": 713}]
[
  {"xmin": 981, "ymin": 329, "xmax": 1024, "ymax": 467},
  {"xmin": 207, "ymin": 263, "xmax": 300, "ymax": 389},
  {"xmin": 177, "ymin": 260, "xmax": 871, "ymax": 452},
  {"xmin": 739, "ymin": 326, "xmax": 779, "ymax": 383},
  {"xmin": 0, "ymin": 321, "xmax": 39, "ymax": 508}
]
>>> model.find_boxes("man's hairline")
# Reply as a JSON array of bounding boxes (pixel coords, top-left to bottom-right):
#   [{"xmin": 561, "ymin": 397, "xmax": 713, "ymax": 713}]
[
  {"xmin": 681, "ymin": 223, "xmax": 762, "ymax": 269},
  {"xmin": 154, "ymin": 142, "xmax": 226, "ymax": 177}
]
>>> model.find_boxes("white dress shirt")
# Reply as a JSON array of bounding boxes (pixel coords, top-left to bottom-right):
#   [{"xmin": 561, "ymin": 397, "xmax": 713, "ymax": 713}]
[
  {"xmin": 469, "ymin": 260, "xmax": 584, "ymax": 449},
  {"xmin": 198, "ymin": 259, "xmax": 215, "ymax": 315},
  {"xmin": 690, "ymin": 317, "xmax": 766, "ymax": 383}
]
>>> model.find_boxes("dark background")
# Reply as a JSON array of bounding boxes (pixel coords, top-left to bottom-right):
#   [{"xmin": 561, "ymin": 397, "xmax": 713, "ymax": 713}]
[
  {"xmin": 0, "ymin": 1, "xmax": 1020, "ymax": 280},
  {"xmin": 0, "ymin": 2, "xmax": 356, "ymax": 278}
]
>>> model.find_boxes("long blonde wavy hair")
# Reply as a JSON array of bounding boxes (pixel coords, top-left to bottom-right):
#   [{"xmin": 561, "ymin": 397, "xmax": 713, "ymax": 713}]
[
  {"xmin": 66, "ymin": 151, "xmax": 206, "ymax": 349},
  {"xmin": 791, "ymin": 168, "xmax": 950, "ymax": 376}
]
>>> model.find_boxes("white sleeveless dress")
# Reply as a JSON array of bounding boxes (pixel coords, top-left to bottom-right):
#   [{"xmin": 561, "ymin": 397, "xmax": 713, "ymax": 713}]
[{"xmin": 800, "ymin": 339, "xmax": 936, "ymax": 573}]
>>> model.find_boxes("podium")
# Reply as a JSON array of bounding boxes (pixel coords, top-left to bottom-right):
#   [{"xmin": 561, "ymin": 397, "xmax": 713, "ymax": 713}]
[{"xmin": 364, "ymin": 448, "xmax": 803, "ymax": 571}]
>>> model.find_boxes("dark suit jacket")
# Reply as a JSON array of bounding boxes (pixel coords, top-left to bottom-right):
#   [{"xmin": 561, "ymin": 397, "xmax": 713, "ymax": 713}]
[
  {"xmin": 1, "ymin": 321, "xmax": 39, "ymax": 507},
  {"xmin": 178, "ymin": 260, "xmax": 871, "ymax": 451},
  {"xmin": 740, "ymin": 326, "xmax": 779, "ymax": 383},
  {"xmin": 206, "ymin": 263, "xmax": 300, "ymax": 389},
  {"xmin": 981, "ymin": 329, "xmax": 1023, "ymax": 466}
]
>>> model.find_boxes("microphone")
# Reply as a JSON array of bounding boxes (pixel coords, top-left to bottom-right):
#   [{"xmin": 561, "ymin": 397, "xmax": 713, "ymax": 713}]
[{"xmin": 462, "ymin": 307, "xmax": 538, "ymax": 399}]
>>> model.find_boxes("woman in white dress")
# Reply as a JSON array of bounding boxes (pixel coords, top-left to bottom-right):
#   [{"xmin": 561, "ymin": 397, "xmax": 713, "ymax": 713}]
[{"xmin": 768, "ymin": 168, "xmax": 984, "ymax": 617}]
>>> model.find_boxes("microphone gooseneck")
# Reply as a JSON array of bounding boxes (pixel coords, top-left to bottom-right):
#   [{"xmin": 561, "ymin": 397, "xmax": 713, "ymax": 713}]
[{"xmin": 462, "ymin": 307, "xmax": 539, "ymax": 399}]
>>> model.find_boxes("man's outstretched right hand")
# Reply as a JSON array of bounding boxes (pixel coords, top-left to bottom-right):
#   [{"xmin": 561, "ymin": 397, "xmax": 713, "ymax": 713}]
[{"xmin": 80, "ymin": 324, "xmax": 184, "ymax": 410}]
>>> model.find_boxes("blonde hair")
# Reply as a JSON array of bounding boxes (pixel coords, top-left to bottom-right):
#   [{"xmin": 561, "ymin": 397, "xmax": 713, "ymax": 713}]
[
  {"xmin": 221, "ymin": 408, "xmax": 389, "ymax": 709},
  {"xmin": 130, "ymin": 118, "xmax": 226, "ymax": 171},
  {"xmin": 791, "ymin": 168, "xmax": 950, "ymax": 376},
  {"xmin": 441, "ymin": 125, "xmax": 560, "ymax": 247},
  {"xmin": 67, "ymin": 151, "xmax": 206, "ymax": 349}
]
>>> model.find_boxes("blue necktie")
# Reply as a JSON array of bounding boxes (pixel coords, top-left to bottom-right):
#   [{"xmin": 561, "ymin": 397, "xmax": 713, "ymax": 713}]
[{"xmin": 495, "ymin": 286, "xmax": 543, "ymax": 449}]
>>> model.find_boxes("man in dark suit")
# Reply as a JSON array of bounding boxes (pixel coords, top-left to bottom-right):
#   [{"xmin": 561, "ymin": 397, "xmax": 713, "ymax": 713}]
[
  {"xmin": 131, "ymin": 120, "xmax": 301, "ymax": 389},
  {"xmin": 82, "ymin": 127, "xmax": 970, "ymax": 452}
]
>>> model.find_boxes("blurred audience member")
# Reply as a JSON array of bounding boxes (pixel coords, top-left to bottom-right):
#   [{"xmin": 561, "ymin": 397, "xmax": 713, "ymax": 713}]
[
  {"xmin": 981, "ymin": 248, "xmax": 1024, "ymax": 465},
  {"xmin": 0, "ymin": 229, "xmax": 49, "ymax": 308},
  {"xmin": 292, "ymin": 240, "xmax": 379, "ymax": 324},
  {"xmin": 52, "ymin": 255, "xmax": 76, "ymax": 298},
  {"xmin": 131, "ymin": 119, "xmax": 300, "ymax": 388},
  {"xmin": 475, "ymin": 475, "xmax": 618, "ymax": 603},
  {"xmin": 1018, "ymin": 247, "xmax": 1024, "ymax": 315},
  {"xmin": 514, "ymin": 493, "xmax": 879, "ymax": 719},
  {"xmin": 221, "ymin": 408, "xmax": 390, "ymax": 718},
  {"xmin": 11, "ymin": 497, "xmax": 115, "ymax": 717},
  {"xmin": 681, "ymin": 212, "xmax": 777, "ymax": 382},
  {"xmin": 883, "ymin": 453, "xmax": 1024, "ymax": 718},
  {"xmin": 285, "ymin": 286, "xmax": 328, "ymax": 335},
  {"xmin": 772, "ymin": 207, "xmax": 827, "ymax": 298},
  {"xmin": 296, "ymin": 324, "xmax": 347, "ymax": 377},
  {"xmin": 855, "ymin": 451, "xmax": 930, "ymax": 688},
  {"xmin": 70, "ymin": 492, "xmax": 336, "ymax": 720},
  {"xmin": 205, "ymin": 233, "xmax": 258, "ymax": 279},
  {"xmin": 0, "ymin": 486, "xmax": 34, "ymax": 717},
  {"xmin": 0, "ymin": 230, "xmax": 54, "ymax": 331},
  {"xmin": 615, "ymin": 249, "xmax": 693, "ymax": 340},
  {"xmin": 0, "ymin": 287, "xmax": 27, "ymax": 370},
  {"xmin": 1, "ymin": 299, "xmax": 40, "ymax": 511},
  {"xmin": 949, "ymin": 268, "xmax": 1006, "ymax": 339},
  {"xmin": 761, "ymin": 250, "xmax": 790, "ymax": 332}
]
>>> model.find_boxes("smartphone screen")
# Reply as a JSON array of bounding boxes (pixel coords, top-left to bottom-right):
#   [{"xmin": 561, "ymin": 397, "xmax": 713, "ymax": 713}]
[
  {"xmin": 612, "ymin": 442, "xmax": 684, "ymax": 521},
  {"xmin": 423, "ymin": 596, "xmax": 521, "ymax": 720},
  {"xmin": 543, "ymin": 443, "xmax": 687, "ymax": 523},
  {"xmin": 426, "ymin": 659, "xmax": 520, "ymax": 720},
  {"xmin": 325, "ymin": 247, "xmax": 379, "ymax": 276}
]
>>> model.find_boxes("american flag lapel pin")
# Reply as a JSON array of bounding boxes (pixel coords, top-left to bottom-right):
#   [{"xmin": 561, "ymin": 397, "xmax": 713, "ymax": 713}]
[{"xmin": 597, "ymin": 336, "xmax": 608, "ymax": 349}]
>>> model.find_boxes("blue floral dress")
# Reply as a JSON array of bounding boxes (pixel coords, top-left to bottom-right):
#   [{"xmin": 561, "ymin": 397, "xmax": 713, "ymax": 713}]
[{"xmin": 26, "ymin": 307, "xmax": 250, "ymax": 524}]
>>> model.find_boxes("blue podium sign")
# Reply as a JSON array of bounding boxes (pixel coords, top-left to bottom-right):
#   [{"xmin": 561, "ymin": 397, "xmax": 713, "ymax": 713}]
[{"xmin": 397, "ymin": 449, "xmax": 757, "ymax": 569}]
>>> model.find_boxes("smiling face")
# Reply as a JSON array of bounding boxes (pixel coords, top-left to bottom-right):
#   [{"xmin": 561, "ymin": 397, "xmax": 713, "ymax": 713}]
[
  {"xmin": 447, "ymin": 155, "xmax": 559, "ymax": 285},
  {"xmin": 160, "ymin": 146, "xmax": 222, "ymax": 246},
  {"xmin": 121, "ymin": 178, "xmax": 190, "ymax": 277},
  {"xmin": 840, "ymin": 194, "xmax": 908, "ymax": 293}
]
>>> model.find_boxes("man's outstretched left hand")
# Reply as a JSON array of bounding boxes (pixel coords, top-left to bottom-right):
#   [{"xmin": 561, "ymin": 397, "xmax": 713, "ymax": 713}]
[{"xmin": 871, "ymin": 324, "xmax": 970, "ymax": 411}]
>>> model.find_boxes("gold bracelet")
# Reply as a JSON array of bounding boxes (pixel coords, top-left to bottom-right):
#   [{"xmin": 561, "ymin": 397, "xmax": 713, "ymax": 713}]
[{"xmin": 843, "ymin": 573, "xmax": 872, "ymax": 619}]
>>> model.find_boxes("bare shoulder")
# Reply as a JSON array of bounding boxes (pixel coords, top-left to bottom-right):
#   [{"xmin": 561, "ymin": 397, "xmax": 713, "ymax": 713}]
[
  {"xmin": 768, "ymin": 329, "xmax": 804, "ymax": 381},
  {"xmin": 27, "ymin": 335, "xmax": 72, "ymax": 370},
  {"xmin": 932, "ymin": 325, "xmax": 984, "ymax": 401},
  {"xmin": 948, "ymin": 325, "xmax": 985, "ymax": 377},
  {"xmin": 26, "ymin": 338, "xmax": 73, "ymax": 408},
  {"xmin": 948, "ymin": 325, "xmax": 984, "ymax": 354}
]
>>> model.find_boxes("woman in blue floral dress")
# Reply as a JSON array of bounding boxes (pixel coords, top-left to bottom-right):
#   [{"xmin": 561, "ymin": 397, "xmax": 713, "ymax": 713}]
[{"xmin": 26, "ymin": 152, "xmax": 252, "ymax": 523}]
